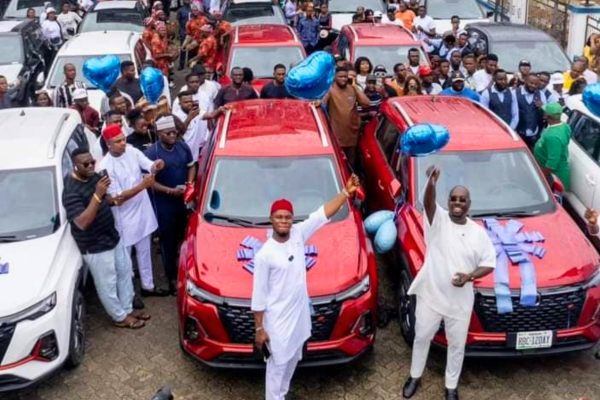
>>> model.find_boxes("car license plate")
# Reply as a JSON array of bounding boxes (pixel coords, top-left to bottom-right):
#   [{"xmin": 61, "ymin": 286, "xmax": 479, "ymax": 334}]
[{"xmin": 515, "ymin": 331, "xmax": 553, "ymax": 350}]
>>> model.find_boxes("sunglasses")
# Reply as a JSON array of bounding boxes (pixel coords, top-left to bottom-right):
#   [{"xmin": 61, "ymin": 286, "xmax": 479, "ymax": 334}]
[
  {"xmin": 450, "ymin": 196, "xmax": 468, "ymax": 203},
  {"xmin": 82, "ymin": 160, "xmax": 96, "ymax": 168}
]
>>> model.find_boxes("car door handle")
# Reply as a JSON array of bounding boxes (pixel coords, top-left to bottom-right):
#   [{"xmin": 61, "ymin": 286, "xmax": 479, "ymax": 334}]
[
  {"xmin": 378, "ymin": 179, "xmax": 385, "ymax": 190},
  {"xmin": 586, "ymin": 174, "xmax": 596, "ymax": 186}
]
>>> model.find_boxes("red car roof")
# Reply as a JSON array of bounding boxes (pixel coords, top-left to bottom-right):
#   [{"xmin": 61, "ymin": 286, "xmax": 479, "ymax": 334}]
[
  {"xmin": 215, "ymin": 99, "xmax": 332, "ymax": 157},
  {"xmin": 346, "ymin": 23, "xmax": 418, "ymax": 45},
  {"xmin": 233, "ymin": 24, "xmax": 300, "ymax": 46},
  {"xmin": 387, "ymin": 96, "xmax": 525, "ymax": 152}
]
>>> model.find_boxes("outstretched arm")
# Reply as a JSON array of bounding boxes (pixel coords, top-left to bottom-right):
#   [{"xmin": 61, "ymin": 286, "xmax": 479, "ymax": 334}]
[
  {"xmin": 424, "ymin": 166, "xmax": 440, "ymax": 225},
  {"xmin": 324, "ymin": 174, "xmax": 360, "ymax": 219}
]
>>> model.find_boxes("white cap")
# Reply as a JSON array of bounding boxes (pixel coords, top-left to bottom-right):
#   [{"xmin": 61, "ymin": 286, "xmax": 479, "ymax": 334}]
[
  {"xmin": 72, "ymin": 88, "xmax": 88, "ymax": 100},
  {"xmin": 46, "ymin": 7, "xmax": 56, "ymax": 13},
  {"xmin": 374, "ymin": 11, "xmax": 383, "ymax": 18},
  {"xmin": 156, "ymin": 115, "xmax": 176, "ymax": 131},
  {"xmin": 550, "ymin": 72, "xmax": 565, "ymax": 86}
]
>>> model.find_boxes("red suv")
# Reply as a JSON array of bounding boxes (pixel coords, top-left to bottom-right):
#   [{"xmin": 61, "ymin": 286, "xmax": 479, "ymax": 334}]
[
  {"xmin": 217, "ymin": 24, "xmax": 306, "ymax": 93},
  {"xmin": 178, "ymin": 99, "xmax": 378, "ymax": 367},
  {"xmin": 332, "ymin": 23, "xmax": 429, "ymax": 76},
  {"xmin": 358, "ymin": 95, "xmax": 600, "ymax": 356}
]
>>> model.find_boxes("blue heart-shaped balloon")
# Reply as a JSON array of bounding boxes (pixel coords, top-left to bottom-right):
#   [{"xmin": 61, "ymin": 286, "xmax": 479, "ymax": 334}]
[
  {"xmin": 82, "ymin": 55, "xmax": 121, "ymax": 94},
  {"xmin": 140, "ymin": 67, "xmax": 165, "ymax": 104},
  {"xmin": 583, "ymin": 83, "xmax": 600, "ymax": 117},
  {"xmin": 400, "ymin": 123, "xmax": 450, "ymax": 157},
  {"xmin": 285, "ymin": 51, "xmax": 335, "ymax": 100}
]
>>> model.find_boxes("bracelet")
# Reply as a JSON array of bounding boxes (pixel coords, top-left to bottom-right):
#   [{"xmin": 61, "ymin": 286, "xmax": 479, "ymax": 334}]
[
  {"xmin": 255, "ymin": 327, "xmax": 264, "ymax": 332},
  {"xmin": 93, "ymin": 194, "xmax": 102, "ymax": 203},
  {"xmin": 469, "ymin": 275, "xmax": 475, "ymax": 282},
  {"xmin": 342, "ymin": 189, "xmax": 351, "ymax": 198}
]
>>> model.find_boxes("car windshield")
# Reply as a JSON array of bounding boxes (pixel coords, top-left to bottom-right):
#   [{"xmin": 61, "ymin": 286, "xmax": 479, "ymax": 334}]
[
  {"xmin": 354, "ymin": 46, "xmax": 427, "ymax": 76},
  {"xmin": 0, "ymin": 167, "xmax": 58, "ymax": 241},
  {"xmin": 0, "ymin": 36, "xmax": 24, "ymax": 64},
  {"xmin": 47, "ymin": 54, "xmax": 131, "ymax": 89},
  {"xmin": 225, "ymin": 4, "xmax": 282, "ymax": 24},
  {"xmin": 230, "ymin": 46, "xmax": 304, "ymax": 78},
  {"xmin": 4, "ymin": 0, "xmax": 61, "ymax": 18},
  {"xmin": 328, "ymin": 0, "xmax": 385, "ymax": 13},
  {"xmin": 415, "ymin": 150, "xmax": 555, "ymax": 217},
  {"xmin": 492, "ymin": 41, "xmax": 571, "ymax": 73},
  {"xmin": 79, "ymin": 10, "xmax": 144, "ymax": 33},
  {"xmin": 204, "ymin": 156, "xmax": 348, "ymax": 224},
  {"xmin": 425, "ymin": 0, "xmax": 485, "ymax": 19}
]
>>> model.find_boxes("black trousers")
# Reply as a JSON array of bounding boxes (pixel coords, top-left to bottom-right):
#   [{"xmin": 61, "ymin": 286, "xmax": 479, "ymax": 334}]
[{"xmin": 156, "ymin": 205, "xmax": 187, "ymax": 282}]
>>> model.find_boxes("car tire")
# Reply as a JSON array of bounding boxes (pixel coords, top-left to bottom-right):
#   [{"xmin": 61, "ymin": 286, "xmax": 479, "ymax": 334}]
[
  {"xmin": 65, "ymin": 290, "xmax": 85, "ymax": 369},
  {"xmin": 398, "ymin": 268, "xmax": 416, "ymax": 347}
]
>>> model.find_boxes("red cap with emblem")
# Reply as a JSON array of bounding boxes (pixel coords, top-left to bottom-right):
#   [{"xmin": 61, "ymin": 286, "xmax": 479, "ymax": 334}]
[
  {"xmin": 102, "ymin": 124, "xmax": 123, "ymax": 142},
  {"xmin": 270, "ymin": 199, "xmax": 294, "ymax": 215}
]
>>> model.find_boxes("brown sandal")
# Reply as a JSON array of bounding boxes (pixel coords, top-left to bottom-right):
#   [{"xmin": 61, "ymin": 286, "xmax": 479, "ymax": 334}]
[
  {"xmin": 131, "ymin": 311, "xmax": 151, "ymax": 321},
  {"xmin": 114, "ymin": 317, "xmax": 145, "ymax": 329}
]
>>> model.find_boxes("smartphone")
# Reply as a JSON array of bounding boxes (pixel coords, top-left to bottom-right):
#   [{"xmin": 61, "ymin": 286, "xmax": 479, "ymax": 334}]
[
  {"xmin": 376, "ymin": 78, "xmax": 383, "ymax": 86},
  {"xmin": 98, "ymin": 169, "xmax": 108, "ymax": 178},
  {"xmin": 262, "ymin": 342, "xmax": 271, "ymax": 359},
  {"xmin": 175, "ymin": 184, "xmax": 186, "ymax": 190},
  {"xmin": 192, "ymin": 100, "xmax": 199, "ymax": 108}
]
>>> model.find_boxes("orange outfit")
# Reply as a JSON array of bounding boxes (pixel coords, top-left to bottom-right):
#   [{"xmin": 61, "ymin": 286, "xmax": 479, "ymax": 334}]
[
  {"xmin": 199, "ymin": 34, "xmax": 218, "ymax": 69},
  {"xmin": 142, "ymin": 26, "xmax": 155, "ymax": 47},
  {"xmin": 396, "ymin": 10, "xmax": 416, "ymax": 31},
  {"xmin": 151, "ymin": 33, "xmax": 170, "ymax": 75},
  {"xmin": 186, "ymin": 15, "xmax": 209, "ymax": 42},
  {"xmin": 216, "ymin": 20, "xmax": 233, "ymax": 43}
]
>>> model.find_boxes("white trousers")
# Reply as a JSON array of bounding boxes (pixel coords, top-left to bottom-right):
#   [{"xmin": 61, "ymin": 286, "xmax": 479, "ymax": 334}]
[
  {"xmin": 126, "ymin": 234, "xmax": 155, "ymax": 290},
  {"xmin": 409, "ymin": 298, "xmax": 470, "ymax": 389},
  {"xmin": 265, "ymin": 345, "xmax": 302, "ymax": 400}
]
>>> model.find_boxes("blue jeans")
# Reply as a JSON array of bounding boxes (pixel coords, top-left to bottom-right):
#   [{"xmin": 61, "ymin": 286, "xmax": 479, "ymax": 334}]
[{"xmin": 83, "ymin": 240, "xmax": 134, "ymax": 322}]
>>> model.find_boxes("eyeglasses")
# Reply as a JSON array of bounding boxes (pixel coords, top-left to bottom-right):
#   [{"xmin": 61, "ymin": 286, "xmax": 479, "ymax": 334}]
[
  {"xmin": 82, "ymin": 160, "xmax": 96, "ymax": 168},
  {"xmin": 450, "ymin": 196, "xmax": 468, "ymax": 203}
]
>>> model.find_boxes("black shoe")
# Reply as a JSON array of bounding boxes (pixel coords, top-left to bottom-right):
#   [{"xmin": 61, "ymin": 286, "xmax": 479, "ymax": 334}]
[
  {"xmin": 169, "ymin": 280, "xmax": 177, "ymax": 296},
  {"xmin": 141, "ymin": 288, "xmax": 170, "ymax": 297},
  {"xmin": 445, "ymin": 388, "xmax": 459, "ymax": 400},
  {"xmin": 133, "ymin": 295, "xmax": 145, "ymax": 310},
  {"xmin": 402, "ymin": 377, "xmax": 420, "ymax": 399}
]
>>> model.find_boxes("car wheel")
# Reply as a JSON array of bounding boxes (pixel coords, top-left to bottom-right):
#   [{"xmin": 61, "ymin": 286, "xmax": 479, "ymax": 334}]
[
  {"xmin": 398, "ymin": 269, "xmax": 416, "ymax": 346},
  {"xmin": 65, "ymin": 290, "xmax": 85, "ymax": 369}
]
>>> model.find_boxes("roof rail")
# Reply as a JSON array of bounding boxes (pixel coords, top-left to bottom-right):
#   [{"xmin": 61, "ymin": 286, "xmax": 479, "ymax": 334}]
[
  {"xmin": 286, "ymin": 25, "xmax": 299, "ymax": 42},
  {"xmin": 310, "ymin": 104, "xmax": 329, "ymax": 147},
  {"xmin": 218, "ymin": 109, "xmax": 233, "ymax": 149},
  {"xmin": 234, "ymin": 26, "xmax": 240, "ymax": 44},
  {"xmin": 46, "ymin": 112, "xmax": 71, "ymax": 159},
  {"xmin": 471, "ymin": 100, "xmax": 520, "ymax": 141},
  {"xmin": 348, "ymin": 25, "xmax": 359, "ymax": 42},
  {"xmin": 392, "ymin": 101, "xmax": 414, "ymax": 127},
  {"xmin": 399, "ymin": 25, "xmax": 417, "ymax": 40}
]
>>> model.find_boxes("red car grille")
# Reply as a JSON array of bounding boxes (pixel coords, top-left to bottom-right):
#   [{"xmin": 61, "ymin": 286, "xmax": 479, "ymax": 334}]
[
  {"xmin": 474, "ymin": 289, "xmax": 586, "ymax": 333},
  {"xmin": 217, "ymin": 302, "xmax": 342, "ymax": 344},
  {"xmin": 0, "ymin": 323, "xmax": 16, "ymax": 365}
]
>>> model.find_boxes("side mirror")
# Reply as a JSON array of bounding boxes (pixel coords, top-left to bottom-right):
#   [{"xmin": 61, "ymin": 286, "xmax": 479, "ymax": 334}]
[
  {"xmin": 486, "ymin": 11, "xmax": 494, "ymax": 18},
  {"xmin": 389, "ymin": 178, "xmax": 402, "ymax": 199},
  {"xmin": 551, "ymin": 174, "xmax": 564, "ymax": 194}
]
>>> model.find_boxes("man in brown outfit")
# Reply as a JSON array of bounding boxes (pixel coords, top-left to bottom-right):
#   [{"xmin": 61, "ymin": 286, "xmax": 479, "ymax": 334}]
[{"xmin": 318, "ymin": 66, "xmax": 370, "ymax": 165}]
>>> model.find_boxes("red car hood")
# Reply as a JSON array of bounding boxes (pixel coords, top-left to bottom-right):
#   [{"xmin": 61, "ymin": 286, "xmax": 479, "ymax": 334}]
[
  {"xmin": 190, "ymin": 218, "xmax": 364, "ymax": 298},
  {"xmin": 415, "ymin": 209, "xmax": 600, "ymax": 289}
]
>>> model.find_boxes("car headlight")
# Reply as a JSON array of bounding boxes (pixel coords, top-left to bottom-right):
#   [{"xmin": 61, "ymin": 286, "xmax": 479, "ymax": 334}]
[
  {"xmin": 335, "ymin": 275, "xmax": 370, "ymax": 302},
  {"xmin": 583, "ymin": 267, "xmax": 600, "ymax": 289},
  {"xmin": 0, "ymin": 292, "xmax": 57, "ymax": 325},
  {"xmin": 186, "ymin": 280, "xmax": 224, "ymax": 305}
]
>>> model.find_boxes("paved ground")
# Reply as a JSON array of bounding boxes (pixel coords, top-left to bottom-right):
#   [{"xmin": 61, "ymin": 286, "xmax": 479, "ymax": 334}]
[{"xmin": 5, "ymin": 252, "xmax": 600, "ymax": 400}]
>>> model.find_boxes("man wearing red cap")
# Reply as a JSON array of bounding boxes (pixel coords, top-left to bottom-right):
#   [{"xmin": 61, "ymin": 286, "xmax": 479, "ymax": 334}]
[
  {"xmin": 419, "ymin": 66, "xmax": 442, "ymax": 95},
  {"xmin": 252, "ymin": 174, "xmax": 360, "ymax": 400},
  {"xmin": 98, "ymin": 124, "xmax": 170, "ymax": 298}
]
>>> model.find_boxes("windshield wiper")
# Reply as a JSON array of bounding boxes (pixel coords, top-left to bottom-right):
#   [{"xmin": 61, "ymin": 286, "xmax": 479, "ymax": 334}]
[
  {"xmin": 0, "ymin": 235, "xmax": 19, "ymax": 243},
  {"xmin": 203, "ymin": 213, "xmax": 257, "ymax": 227},
  {"xmin": 470, "ymin": 210, "xmax": 538, "ymax": 219}
]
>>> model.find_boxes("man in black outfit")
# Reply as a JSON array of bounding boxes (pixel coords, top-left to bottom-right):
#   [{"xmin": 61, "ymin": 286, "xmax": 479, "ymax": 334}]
[
  {"xmin": 111, "ymin": 61, "xmax": 143, "ymax": 104},
  {"xmin": 260, "ymin": 64, "xmax": 293, "ymax": 99},
  {"xmin": 214, "ymin": 67, "xmax": 258, "ymax": 107},
  {"xmin": 63, "ymin": 148, "xmax": 150, "ymax": 329}
]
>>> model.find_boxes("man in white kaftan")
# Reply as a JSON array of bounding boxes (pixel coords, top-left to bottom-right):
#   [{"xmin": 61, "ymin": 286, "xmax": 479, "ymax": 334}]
[{"xmin": 251, "ymin": 175, "xmax": 361, "ymax": 400}]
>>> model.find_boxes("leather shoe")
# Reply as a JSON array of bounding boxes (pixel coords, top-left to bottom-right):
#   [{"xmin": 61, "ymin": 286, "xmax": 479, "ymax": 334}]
[
  {"xmin": 402, "ymin": 377, "xmax": 420, "ymax": 398},
  {"xmin": 132, "ymin": 295, "xmax": 145, "ymax": 310},
  {"xmin": 445, "ymin": 388, "xmax": 459, "ymax": 400},
  {"xmin": 140, "ymin": 288, "xmax": 170, "ymax": 297},
  {"xmin": 169, "ymin": 280, "xmax": 177, "ymax": 296}
]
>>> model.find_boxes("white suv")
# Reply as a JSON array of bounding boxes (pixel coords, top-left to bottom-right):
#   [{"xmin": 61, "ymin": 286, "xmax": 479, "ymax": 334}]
[
  {"xmin": 42, "ymin": 30, "xmax": 151, "ymax": 113},
  {"xmin": 0, "ymin": 108, "xmax": 100, "ymax": 391}
]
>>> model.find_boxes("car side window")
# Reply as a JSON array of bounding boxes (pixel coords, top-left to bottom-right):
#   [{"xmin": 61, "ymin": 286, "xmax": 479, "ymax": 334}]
[
  {"xmin": 338, "ymin": 32, "xmax": 349, "ymax": 60},
  {"xmin": 569, "ymin": 111, "xmax": 600, "ymax": 161},
  {"xmin": 61, "ymin": 149, "xmax": 74, "ymax": 181},
  {"xmin": 468, "ymin": 29, "xmax": 487, "ymax": 57},
  {"xmin": 222, "ymin": 33, "xmax": 232, "ymax": 70},
  {"xmin": 376, "ymin": 117, "xmax": 400, "ymax": 164}
]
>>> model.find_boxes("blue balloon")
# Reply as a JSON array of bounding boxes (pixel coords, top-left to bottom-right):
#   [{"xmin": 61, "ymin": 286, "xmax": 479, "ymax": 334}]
[
  {"xmin": 82, "ymin": 55, "xmax": 120, "ymax": 94},
  {"xmin": 364, "ymin": 210, "xmax": 395, "ymax": 235},
  {"xmin": 583, "ymin": 83, "xmax": 600, "ymax": 117},
  {"xmin": 140, "ymin": 67, "xmax": 165, "ymax": 104},
  {"xmin": 374, "ymin": 219, "xmax": 397, "ymax": 253},
  {"xmin": 401, "ymin": 123, "xmax": 450, "ymax": 157},
  {"xmin": 285, "ymin": 51, "xmax": 335, "ymax": 100}
]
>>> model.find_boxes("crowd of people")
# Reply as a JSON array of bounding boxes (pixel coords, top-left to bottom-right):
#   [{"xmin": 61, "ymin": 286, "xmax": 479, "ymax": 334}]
[{"xmin": 1, "ymin": 0, "xmax": 600, "ymax": 399}]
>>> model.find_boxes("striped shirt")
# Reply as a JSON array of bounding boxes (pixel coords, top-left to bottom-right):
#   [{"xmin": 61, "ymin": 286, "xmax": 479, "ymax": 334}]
[{"xmin": 54, "ymin": 80, "xmax": 87, "ymax": 108}]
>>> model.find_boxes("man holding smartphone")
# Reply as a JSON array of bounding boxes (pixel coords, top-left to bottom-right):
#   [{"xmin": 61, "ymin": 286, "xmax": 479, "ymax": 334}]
[{"xmin": 252, "ymin": 175, "xmax": 361, "ymax": 400}]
